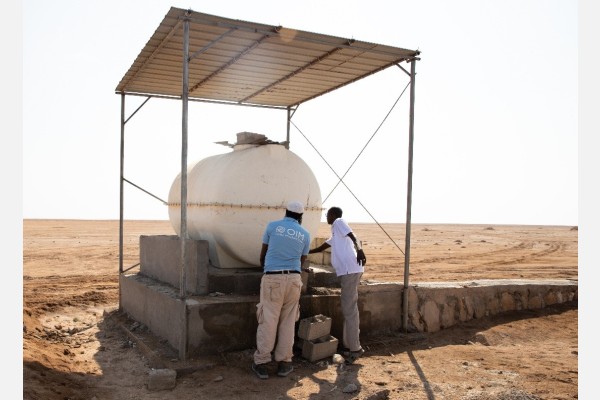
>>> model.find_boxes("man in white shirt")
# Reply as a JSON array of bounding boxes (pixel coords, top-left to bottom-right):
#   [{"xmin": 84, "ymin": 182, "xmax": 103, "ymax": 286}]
[{"xmin": 309, "ymin": 206, "xmax": 367, "ymax": 363}]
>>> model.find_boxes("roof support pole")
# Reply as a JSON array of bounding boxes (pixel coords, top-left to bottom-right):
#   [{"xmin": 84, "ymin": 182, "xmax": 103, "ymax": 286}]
[
  {"xmin": 286, "ymin": 106, "xmax": 291, "ymax": 149},
  {"xmin": 119, "ymin": 93, "xmax": 125, "ymax": 311},
  {"xmin": 179, "ymin": 15, "xmax": 190, "ymax": 361},
  {"xmin": 403, "ymin": 58, "xmax": 417, "ymax": 332}
]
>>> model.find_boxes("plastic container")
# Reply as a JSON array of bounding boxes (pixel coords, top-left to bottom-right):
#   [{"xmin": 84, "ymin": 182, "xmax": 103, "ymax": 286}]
[{"xmin": 168, "ymin": 133, "xmax": 322, "ymax": 268}]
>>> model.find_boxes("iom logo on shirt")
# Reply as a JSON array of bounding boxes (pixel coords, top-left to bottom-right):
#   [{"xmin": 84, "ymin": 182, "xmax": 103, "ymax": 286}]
[{"xmin": 275, "ymin": 225, "xmax": 306, "ymax": 243}]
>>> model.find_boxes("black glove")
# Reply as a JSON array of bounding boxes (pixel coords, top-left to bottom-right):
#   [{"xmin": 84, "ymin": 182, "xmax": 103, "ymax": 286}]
[{"xmin": 357, "ymin": 249, "xmax": 366, "ymax": 266}]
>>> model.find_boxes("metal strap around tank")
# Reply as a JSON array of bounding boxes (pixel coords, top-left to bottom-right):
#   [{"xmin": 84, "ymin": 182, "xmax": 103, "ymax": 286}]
[{"xmin": 166, "ymin": 202, "xmax": 324, "ymax": 211}]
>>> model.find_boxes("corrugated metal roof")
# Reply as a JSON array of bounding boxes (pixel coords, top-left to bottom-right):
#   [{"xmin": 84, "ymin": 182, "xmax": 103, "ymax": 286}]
[{"xmin": 115, "ymin": 7, "xmax": 419, "ymax": 108}]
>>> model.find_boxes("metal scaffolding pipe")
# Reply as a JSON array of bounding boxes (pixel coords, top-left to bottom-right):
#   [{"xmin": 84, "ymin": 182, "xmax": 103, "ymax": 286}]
[
  {"xmin": 286, "ymin": 107, "xmax": 291, "ymax": 149},
  {"xmin": 119, "ymin": 93, "xmax": 125, "ymax": 311},
  {"xmin": 179, "ymin": 15, "xmax": 190, "ymax": 361},
  {"xmin": 403, "ymin": 58, "xmax": 417, "ymax": 332}
]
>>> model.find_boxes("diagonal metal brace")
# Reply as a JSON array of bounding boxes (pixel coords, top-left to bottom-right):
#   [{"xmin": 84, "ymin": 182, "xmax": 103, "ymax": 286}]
[{"xmin": 123, "ymin": 178, "xmax": 168, "ymax": 205}]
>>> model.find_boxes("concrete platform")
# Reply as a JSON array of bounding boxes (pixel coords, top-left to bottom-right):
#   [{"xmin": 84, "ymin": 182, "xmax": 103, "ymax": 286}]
[
  {"xmin": 120, "ymin": 235, "xmax": 578, "ymax": 359},
  {"xmin": 120, "ymin": 272, "xmax": 577, "ymax": 358},
  {"xmin": 138, "ymin": 235, "xmax": 339, "ymax": 295}
]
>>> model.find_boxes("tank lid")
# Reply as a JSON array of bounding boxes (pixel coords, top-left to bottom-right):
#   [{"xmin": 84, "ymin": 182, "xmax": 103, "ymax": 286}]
[{"xmin": 215, "ymin": 132, "xmax": 288, "ymax": 149}]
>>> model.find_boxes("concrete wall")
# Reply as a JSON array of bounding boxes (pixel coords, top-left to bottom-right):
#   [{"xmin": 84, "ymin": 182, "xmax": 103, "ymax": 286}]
[
  {"xmin": 401, "ymin": 279, "xmax": 577, "ymax": 332},
  {"xmin": 140, "ymin": 235, "xmax": 210, "ymax": 295},
  {"xmin": 120, "ymin": 274, "xmax": 184, "ymax": 348},
  {"xmin": 138, "ymin": 235, "xmax": 340, "ymax": 296},
  {"xmin": 186, "ymin": 296, "xmax": 259, "ymax": 354},
  {"xmin": 300, "ymin": 283, "xmax": 404, "ymax": 341},
  {"xmin": 120, "ymin": 273, "xmax": 577, "ymax": 358},
  {"xmin": 123, "ymin": 233, "xmax": 579, "ymax": 357}
]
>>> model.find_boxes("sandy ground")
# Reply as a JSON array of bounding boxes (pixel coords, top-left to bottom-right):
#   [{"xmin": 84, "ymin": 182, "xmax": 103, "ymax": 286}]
[{"xmin": 23, "ymin": 219, "xmax": 578, "ymax": 399}]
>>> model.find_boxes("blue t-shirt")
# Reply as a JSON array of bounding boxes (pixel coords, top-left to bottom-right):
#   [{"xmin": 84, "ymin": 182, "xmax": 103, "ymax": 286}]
[{"xmin": 262, "ymin": 217, "xmax": 310, "ymax": 272}]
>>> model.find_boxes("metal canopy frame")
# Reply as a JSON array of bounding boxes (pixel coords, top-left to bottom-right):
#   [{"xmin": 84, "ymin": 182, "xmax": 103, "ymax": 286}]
[{"xmin": 116, "ymin": 7, "xmax": 419, "ymax": 360}]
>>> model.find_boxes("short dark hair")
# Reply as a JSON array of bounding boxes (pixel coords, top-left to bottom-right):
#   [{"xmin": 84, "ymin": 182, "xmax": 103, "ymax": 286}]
[
  {"xmin": 285, "ymin": 209, "xmax": 303, "ymax": 222},
  {"xmin": 328, "ymin": 207, "xmax": 343, "ymax": 219}
]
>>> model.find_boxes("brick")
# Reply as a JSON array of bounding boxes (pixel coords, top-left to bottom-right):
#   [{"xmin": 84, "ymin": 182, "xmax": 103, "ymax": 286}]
[
  {"xmin": 298, "ymin": 314, "xmax": 332, "ymax": 341},
  {"xmin": 147, "ymin": 368, "xmax": 177, "ymax": 391},
  {"xmin": 302, "ymin": 335, "xmax": 339, "ymax": 362}
]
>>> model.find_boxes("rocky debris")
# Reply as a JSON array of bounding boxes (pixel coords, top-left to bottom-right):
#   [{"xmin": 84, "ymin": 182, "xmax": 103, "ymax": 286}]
[
  {"xmin": 342, "ymin": 383, "xmax": 358, "ymax": 393},
  {"xmin": 147, "ymin": 368, "xmax": 177, "ymax": 391}
]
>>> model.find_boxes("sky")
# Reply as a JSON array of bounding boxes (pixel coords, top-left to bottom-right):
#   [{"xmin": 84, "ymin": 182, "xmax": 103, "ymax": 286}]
[{"xmin": 19, "ymin": 0, "xmax": 581, "ymax": 226}]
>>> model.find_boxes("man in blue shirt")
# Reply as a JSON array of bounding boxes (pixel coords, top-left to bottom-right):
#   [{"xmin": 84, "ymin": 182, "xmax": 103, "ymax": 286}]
[{"xmin": 252, "ymin": 201, "xmax": 310, "ymax": 379}]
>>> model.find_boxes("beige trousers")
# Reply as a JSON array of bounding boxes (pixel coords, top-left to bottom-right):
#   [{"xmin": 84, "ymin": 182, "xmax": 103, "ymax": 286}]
[
  {"xmin": 339, "ymin": 272, "xmax": 363, "ymax": 352},
  {"xmin": 253, "ymin": 274, "xmax": 302, "ymax": 365}
]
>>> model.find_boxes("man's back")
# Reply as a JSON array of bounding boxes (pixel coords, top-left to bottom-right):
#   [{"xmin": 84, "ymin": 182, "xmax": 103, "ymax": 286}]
[{"xmin": 263, "ymin": 216, "xmax": 310, "ymax": 270}]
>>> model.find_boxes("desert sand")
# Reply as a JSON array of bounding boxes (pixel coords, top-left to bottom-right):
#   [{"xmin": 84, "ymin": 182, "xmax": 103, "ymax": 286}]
[{"xmin": 23, "ymin": 219, "xmax": 578, "ymax": 399}]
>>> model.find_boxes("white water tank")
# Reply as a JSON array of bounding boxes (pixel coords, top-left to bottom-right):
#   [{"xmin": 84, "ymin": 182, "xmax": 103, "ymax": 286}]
[{"xmin": 168, "ymin": 133, "xmax": 322, "ymax": 269}]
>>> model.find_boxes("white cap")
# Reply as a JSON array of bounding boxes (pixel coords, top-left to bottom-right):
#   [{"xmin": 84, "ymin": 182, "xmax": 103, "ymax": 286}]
[{"xmin": 286, "ymin": 200, "xmax": 304, "ymax": 214}]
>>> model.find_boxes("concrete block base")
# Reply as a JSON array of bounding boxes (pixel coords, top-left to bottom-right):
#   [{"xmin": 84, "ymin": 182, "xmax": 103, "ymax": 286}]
[
  {"xmin": 298, "ymin": 314, "xmax": 332, "ymax": 341},
  {"xmin": 302, "ymin": 335, "xmax": 339, "ymax": 362},
  {"xmin": 120, "ymin": 271, "xmax": 577, "ymax": 360},
  {"xmin": 138, "ymin": 235, "xmax": 340, "ymax": 296},
  {"xmin": 123, "ymin": 235, "xmax": 578, "ymax": 359}
]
